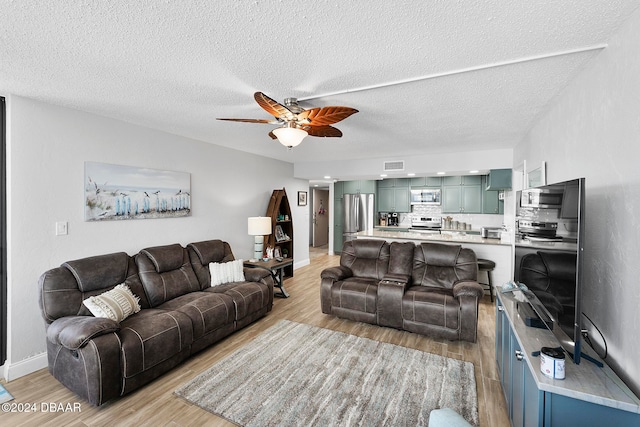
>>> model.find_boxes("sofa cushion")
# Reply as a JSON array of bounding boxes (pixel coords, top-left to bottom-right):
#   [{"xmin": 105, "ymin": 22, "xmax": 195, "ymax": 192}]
[
  {"xmin": 330, "ymin": 277, "xmax": 379, "ymax": 315},
  {"xmin": 63, "ymin": 252, "xmax": 129, "ymax": 292},
  {"xmin": 402, "ymin": 286, "xmax": 459, "ymax": 330},
  {"xmin": 340, "ymin": 239, "xmax": 390, "ymax": 280},
  {"xmin": 83, "ymin": 284, "xmax": 141, "ymax": 322},
  {"xmin": 209, "ymin": 259, "xmax": 245, "ymax": 286},
  {"xmin": 119, "ymin": 309, "xmax": 194, "ymax": 378},
  {"xmin": 412, "ymin": 243, "xmax": 478, "ymax": 289},
  {"xmin": 188, "ymin": 240, "xmax": 236, "ymax": 289},
  {"xmin": 47, "ymin": 316, "xmax": 120, "ymax": 350},
  {"xmin": 140, "ymin": 244, "xmax": 184, "ymax": 273},
  {"xmin": 206, "ymin": 281, "xmax": 271, "ymax": 321},
  {"xmin": 156, "ymin": 292, "xmax": 235, "ymax": 340},
  {"xmin": 137, "ymin": 245, "xmax": 201, "ymax": 307}
]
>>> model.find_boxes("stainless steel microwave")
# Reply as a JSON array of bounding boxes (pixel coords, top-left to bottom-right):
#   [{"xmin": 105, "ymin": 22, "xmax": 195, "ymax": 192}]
[
  {"xmin": 520, "ymin": 187, "xmax": 563, "ymax": 208},
  {"xmin": 410, "ymin": 189, "xmax": 441, "ymax": 205}
]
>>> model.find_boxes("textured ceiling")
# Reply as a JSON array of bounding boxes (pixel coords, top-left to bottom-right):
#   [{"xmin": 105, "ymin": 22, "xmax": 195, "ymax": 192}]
[{"xmin": 2, "ymin": 1, "xmax": 639, "ymax": 171}]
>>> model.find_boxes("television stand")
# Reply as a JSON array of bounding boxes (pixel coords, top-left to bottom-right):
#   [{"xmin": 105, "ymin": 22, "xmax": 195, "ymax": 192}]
[
  {"xmin": 496, "ymin": 290, "xmax": 640, "ymax": 426},
  {"xmin": 530, "ymin": 346, "xmax": 604, "ymax": 368}
]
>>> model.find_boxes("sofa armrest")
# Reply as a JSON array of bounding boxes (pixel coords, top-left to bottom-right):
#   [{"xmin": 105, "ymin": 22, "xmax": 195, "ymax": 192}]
[
  {"xmin": 452, "ymin": 280, "xmax": 484, "ymax": 299},
  {"xmin": 377, "ymin": 280, "xmax": 409, "ymax": 329},
  {"xmin": 243, "ymin": 267, "xmax": 272, "ymax": 282},
  {"xmin": 47, "ymin": 316, "xmax": 120, "ymax": 350},
  {"xmin": 321, "ymin": 265, "xmax": 352, "ymax": 281}
]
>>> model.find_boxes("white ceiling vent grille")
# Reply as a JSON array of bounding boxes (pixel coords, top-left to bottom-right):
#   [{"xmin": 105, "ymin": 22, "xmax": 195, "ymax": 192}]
[{"xmin": 383, "ymin": 160, "xmax": 405, "ymax": 172}]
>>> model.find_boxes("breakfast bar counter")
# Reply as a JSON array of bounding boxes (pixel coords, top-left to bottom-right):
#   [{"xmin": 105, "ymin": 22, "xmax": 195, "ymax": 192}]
[{"xmin": 354, "ymin": 228, "xmax": 513, "ymax": 288}]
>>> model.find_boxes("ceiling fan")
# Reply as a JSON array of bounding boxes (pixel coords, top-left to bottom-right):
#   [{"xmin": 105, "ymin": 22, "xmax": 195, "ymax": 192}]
[{"xmin": 217, "ymin": 92, "xmax": 359, "ymax": 148}]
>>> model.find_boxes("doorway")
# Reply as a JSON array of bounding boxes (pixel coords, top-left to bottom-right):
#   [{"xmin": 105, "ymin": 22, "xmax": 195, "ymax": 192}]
[{"xmin": 312, "ymin": 188, "xmax": 329, "ymax": 248}]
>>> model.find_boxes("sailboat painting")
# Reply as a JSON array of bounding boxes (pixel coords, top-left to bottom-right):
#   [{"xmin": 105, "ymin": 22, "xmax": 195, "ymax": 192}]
[{"xmin": 85, "ymin": 162, "xmax": 191, "ymax": 221}]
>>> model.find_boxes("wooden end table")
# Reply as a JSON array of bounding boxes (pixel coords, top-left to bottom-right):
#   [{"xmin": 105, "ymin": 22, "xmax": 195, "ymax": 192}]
[{"xmin": 243, "ymin": 258, "xmax": 293, "ymax": 298}]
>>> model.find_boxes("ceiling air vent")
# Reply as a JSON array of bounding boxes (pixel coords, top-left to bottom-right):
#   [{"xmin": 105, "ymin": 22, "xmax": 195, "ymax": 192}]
[{"xmin": 383, "ymin": 160, "xmax": 405, "ymax": 172}]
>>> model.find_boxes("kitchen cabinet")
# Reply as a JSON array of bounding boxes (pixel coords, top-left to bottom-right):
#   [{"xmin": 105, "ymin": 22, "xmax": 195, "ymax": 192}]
[
  {"xmin": 377, "ymin": 179, "xmax": 410, "ymax": 212},
  {"xmin": 496, "ymin": 292, "xmax": 640, "ymax": 427},
  {"xmin": 482, "ymin": 176, "xmax": 504, "ymax": 214},
  {"xmin": 342, "ymin": 179, "xmax": 376, "ymax": 194},
  {"xmin": 486, "ymin": 168, "xmax": 512, "ymax": 190},
  {"xmin": 409, "ymin": 176, "xmax": 442, "ymax": 187},
  {"xmin": 442, "ymin": 175, "xmax": 482, "ymax": 213},
  {"xmin": 333, "ymin": 197, "xmax": 343, "ymax": 253}
]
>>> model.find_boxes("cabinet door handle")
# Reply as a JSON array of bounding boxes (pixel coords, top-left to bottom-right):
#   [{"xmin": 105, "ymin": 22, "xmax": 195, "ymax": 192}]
[
  {"xmin": 515, "ymin": 350, "xmax": 524, "ymax": 361},
  {"xmin": 497, "ymin": 305, "xmax": 504, "ymax": 312}
]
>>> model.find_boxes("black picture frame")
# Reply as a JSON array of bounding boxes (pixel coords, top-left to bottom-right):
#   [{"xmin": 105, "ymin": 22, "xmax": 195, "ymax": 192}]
[{"xmin": 298, "ymin": 191, "xmax": 307, "ymax": 206}]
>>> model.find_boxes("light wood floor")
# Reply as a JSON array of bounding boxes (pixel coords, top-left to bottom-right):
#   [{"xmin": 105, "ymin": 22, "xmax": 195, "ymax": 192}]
[{"xmin": 1, "ymin": 249, "xmax": 510, "ymax": 426}]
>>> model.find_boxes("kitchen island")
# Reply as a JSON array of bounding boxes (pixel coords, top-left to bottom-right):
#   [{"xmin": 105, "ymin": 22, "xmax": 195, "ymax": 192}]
[{"xmin": 355, "ymin": 228, "xmax": 513, "ymax": 288}]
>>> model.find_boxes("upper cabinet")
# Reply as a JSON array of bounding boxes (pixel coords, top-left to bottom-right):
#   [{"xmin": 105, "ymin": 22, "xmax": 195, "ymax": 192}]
[
  {"xmin": 342, "ymin": 180, "xmax": 376, "ymax": 194},
  {"xmin": 377, "ymin": 178, "xmax": 410, "ymax": 212},
  {"xmin": 486, "ymin": 169, "xmax": 512, "ymax": 190},
  {"xmin": 409, "ymin": 176, "xmax": 442, "ymax": 187},
  {"xmin": 442, "ymin": 175, "xmax": 483, "ymax": 213}
]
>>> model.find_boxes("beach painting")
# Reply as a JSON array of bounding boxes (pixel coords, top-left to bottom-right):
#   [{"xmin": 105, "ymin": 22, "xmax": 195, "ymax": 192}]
[{"xmin": 85, "ymin": 162, "xmax": 191, "ymax": 221}]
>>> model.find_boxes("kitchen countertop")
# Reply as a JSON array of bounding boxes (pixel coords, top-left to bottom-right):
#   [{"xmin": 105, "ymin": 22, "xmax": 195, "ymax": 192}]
[{"xmin": 355, "ymin": 228, "xmax": 510, "ymax": 246}]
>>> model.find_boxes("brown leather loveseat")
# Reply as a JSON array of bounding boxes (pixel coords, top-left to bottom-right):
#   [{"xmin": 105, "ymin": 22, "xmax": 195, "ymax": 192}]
[
  {"xmin": 38, "ymin": 239, "xmax": 274, "ymax": 406},
  {"xmin": 320, "ymin": 239, "xmax": 483, "ymax": 342}
]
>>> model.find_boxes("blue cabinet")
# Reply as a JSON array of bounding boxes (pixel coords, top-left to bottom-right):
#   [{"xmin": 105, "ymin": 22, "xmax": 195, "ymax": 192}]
[{"xmin": 496, "ymin": 293, "xmax": 640, "ymax": 427}]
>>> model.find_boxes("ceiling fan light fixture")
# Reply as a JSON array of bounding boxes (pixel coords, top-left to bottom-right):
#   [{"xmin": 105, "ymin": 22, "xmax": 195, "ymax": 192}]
[{"xmin": 273, "ymin": 126, "xmax": 308, "ymax": 148}]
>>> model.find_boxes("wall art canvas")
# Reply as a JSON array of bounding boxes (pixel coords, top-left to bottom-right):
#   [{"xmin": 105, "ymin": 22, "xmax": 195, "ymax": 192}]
[{"xmin": 85, "ymin": 162, "xmax": 191, "ymax": 221}]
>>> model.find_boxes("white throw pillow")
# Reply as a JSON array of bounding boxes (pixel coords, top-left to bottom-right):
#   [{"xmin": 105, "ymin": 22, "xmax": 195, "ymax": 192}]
[
  {"xmin": 209, "ymin": 259, "xmax": 245, "ymax": 286},
  {"xmin": 83, "ymin": 284, "xmax": 141, "ymax": 322}
]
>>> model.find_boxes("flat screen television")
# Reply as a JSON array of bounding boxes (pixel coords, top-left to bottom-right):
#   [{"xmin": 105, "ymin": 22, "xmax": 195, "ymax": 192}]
[{"xmin": 514, "ymin": 178, "xmax": 585, "ymax": 364}]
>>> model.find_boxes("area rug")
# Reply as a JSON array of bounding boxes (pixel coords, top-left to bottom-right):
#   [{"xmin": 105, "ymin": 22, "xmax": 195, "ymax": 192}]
[{"xmin": 175, "ymin": 320, "xmax": 479, "ymax": 426}]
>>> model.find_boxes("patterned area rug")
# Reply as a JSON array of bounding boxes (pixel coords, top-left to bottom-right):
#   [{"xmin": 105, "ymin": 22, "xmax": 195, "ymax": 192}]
[{"xmin": 175, "ymin": 320, "xmax": 479, "ymax": 426}]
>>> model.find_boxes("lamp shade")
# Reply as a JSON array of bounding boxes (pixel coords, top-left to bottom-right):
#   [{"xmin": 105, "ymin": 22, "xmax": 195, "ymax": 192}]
[
  {"xmin": 272, "ymin": 127, "xmax": 308, "ymax": 148},
  {"xmin": 248, "ymin": 216, "xmax": 272, "ymax": 236}
]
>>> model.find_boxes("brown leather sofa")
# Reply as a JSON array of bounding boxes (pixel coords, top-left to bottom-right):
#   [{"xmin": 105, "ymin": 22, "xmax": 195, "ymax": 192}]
[
  {"xmin": 38, "ymin": 239, "xmax": 274, "ymax": 406},
  {"xmin": 321, "ymin": 239, "xmax": 483, "ymax": 342}
]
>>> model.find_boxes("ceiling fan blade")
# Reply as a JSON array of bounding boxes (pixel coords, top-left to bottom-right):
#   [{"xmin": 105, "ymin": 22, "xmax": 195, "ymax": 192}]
[
  {"xmin": 268, "ymin": 131, "xmax": 278, "ymax": 140},
  {"xmin": 217, "ymin": 118, "xmax": 279, "ymax": 124},
  {"xmin": 254, "ymin": 92, "xmax": 295, "ymax": 121},
  {"xmin": 305, "ymin": 125, "xmax": 343, "ymax": 138},
  {"xmin": 304, "ymin": 106, "xmax": 358, "ymax": 126}
]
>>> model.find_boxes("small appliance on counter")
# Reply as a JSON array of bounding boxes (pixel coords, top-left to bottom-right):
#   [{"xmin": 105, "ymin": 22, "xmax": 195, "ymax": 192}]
[
  {"xmin": 387, "ymin": 212, "xmax": 399, "ymax": 226},
  {"xmin": 481, "ymin": 227, "xmax": 503, "ymax": 239},
  {"xmin": 409, "ymin": 217, "xmax": 442, "ymax": 234},
  {"xmin": 379, "ymin": 212, "xmax": 388, "ymax": 226}
]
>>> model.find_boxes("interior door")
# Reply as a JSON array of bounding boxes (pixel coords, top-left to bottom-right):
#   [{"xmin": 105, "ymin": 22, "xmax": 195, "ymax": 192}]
[{"xmin": 313, "ymin": 189, "xmax": 329, "ymax": 247}]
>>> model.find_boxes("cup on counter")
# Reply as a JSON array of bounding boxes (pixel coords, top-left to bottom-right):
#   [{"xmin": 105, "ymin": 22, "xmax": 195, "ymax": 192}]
[
  {"xmin": 459, "ymin": 222, "xmax": 466, "ymax": 230},
  {"xmin": 452, "ymin": 221, "xmax": 458, "ymax": 229}
]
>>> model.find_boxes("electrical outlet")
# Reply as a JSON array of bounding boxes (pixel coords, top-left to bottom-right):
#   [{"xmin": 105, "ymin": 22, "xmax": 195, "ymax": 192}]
[{"xmin": 56, "ymin": 221, "xmax": 68, "ymax": 236}]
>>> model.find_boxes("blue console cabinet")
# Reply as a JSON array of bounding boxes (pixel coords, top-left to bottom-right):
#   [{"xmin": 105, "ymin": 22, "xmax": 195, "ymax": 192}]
[{"xmin": 495, "ymin": 292, "xmax": 640, "ymax": 427}]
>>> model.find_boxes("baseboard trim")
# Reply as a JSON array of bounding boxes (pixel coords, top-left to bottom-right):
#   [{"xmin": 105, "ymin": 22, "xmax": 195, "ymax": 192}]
[
  {"xmin": 2, "ymin": 352, "xmax": 48, "ymax": 381},
  {"xmin": 294, "ymin": 258, "xmax": 310, "ymax": 270}
]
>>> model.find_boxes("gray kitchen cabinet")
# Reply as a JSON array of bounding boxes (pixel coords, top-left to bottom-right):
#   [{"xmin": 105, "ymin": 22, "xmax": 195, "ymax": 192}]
[
  {"xmin": 409, "ymin": 176, "xmax": 442, "ymax": 187},
  {"xmin": 376, "ymin": 179, "xmax": 410, "ymax": 212},
  {"xmin": 442, "ymin": 175, "xmax": 482, "ymax": 213},
  {"xmin": 486, "ymin": 168, "xmax": 512, "ymax": 190},
  {"xmin": 443, "ymin": 175, "xmax": 482, "ymax": 186},
  {"xmin": 343, "ymin": 180, "xmax": 376, "ymax": 194},
  {"xmin": 333, "ymin": 196, "xmax": 343, "ymax": 253},
  {"xmin": 482, "ymin": 176, "xmax": 504, "ymax": 214}
]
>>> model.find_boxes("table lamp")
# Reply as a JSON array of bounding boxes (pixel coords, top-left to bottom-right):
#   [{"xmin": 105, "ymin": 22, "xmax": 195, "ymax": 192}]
[{"xmin": 248, "ymin": 216, "xmax": 272, "ymax": 262}]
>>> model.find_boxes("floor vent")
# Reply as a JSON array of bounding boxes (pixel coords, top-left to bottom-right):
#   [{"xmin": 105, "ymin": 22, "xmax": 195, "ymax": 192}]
[{"xmin": 383, "ymin": 160, "xmax": 405, "ymax": 172}]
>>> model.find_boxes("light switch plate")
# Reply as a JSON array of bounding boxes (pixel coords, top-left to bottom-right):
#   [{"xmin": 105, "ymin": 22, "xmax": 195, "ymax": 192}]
[{"xmin": 55, "ymin": 221, "xmax": 68, "ymax": 236}]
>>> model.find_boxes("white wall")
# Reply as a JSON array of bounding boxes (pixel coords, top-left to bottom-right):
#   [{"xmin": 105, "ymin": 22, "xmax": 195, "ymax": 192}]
[
  {"xmin": 514, "ymin": 9, "xmax": 640, "ymax": 397},
  {"xmin": 3, "ymin": 95, "xmax": 309, "ymax": 380}
]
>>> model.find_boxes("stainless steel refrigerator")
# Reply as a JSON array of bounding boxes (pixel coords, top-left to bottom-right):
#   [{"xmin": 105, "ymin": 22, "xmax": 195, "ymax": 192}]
[{"xmin": 342, "ymin": 193, "xmax": 375, "ymax": 243}]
